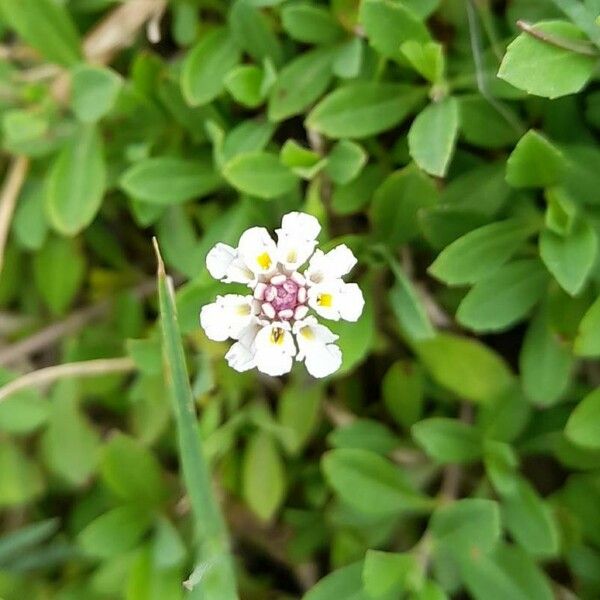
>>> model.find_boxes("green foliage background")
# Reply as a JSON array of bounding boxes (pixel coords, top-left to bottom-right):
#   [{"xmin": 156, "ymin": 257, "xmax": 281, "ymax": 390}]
[{"xmin": 0, "ymin": 0, "xmax": 600, "ymax": 598}]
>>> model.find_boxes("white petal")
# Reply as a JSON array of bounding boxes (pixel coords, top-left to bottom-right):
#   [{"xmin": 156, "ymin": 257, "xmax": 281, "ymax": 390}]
[
  {"xmin": 276, "ymin": 235, "xmax": 317, "ymax": 271},
  {"xmin": 224, "ymin": 258, "xmax": 254, "ymax": 285},
  {"xmin": 199, "ymin": 295, "xmax": 255, "ymax": 341},
  {"xmin": 305, "ymin": 244, "xmax": 357, "ymax": 286},
  {"xmin": 293, "ymin": 317, "xmax": 341, "ymax": 378},
  {"xmin": 237, "ymin": 227, "xmax": 277, "ymax": 276},
  {"xmin": 254, "ymin": 322, "xmax": 296, "ymax": 376},
  {"xmin": 225, "ymin": 341, "xmax": 256, "ymax": 372},
  {"xmin": 206, "ymin": 243, "xmax": 236, "ymax": 280},
  {"xmin": 307, "ymin": 282, "xmax": 342, "ymax": 321},
  {"xmin": 338, "ymin": 283, "xmax": 365, "ymax": 322},
  {"xmin": 305, "ymin": 343, "xmax": 342, "ymax": 378},
  {"xmin": 255, "ymin": 348, "xmax": 294, "ymax": 376},
  {"xmin": 307, "ymin": 281, "xmax": 364, "ymax": 322},
  {"xmin": 279, "ymin": 212, "xmax": 321, "ymax": 241},
  {"xmin": 199, "ymin": 302, "xmax": 230, "ymax": 341},
  {"xmin": 255, "ymin": 321, "xmax": 296, "ymax": 355}
]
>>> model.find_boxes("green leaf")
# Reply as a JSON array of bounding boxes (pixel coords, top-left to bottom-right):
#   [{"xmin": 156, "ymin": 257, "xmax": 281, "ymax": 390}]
[
  {"xmin": 100, "ymin": 433, "xmax": 166, "ymax": 507},
  {"xmin": 280, "ymin": 140, "xmax": 321, "ymax": 169},
  {"xmin": 306, "ymin": 83, "xmax": 425, "ymax": 139},
  {"xmin": 566, "ymin": 387, "xmax": 600, "ymax": 449},
  {"xmin": 0, "ymin": 371, "xmax": 48, "ymax": 434},
  {"xmin": 456, "ymin": 259, "xmax": 549, "ymax": 332},
  {"xmin": 544, "ymin": 187, "xmax": 578, "ymax": 235},
  {"xmin": 430, "ymin": 499, "xmax": 501, "ymax": 557},
  {"xmin": 412, "ymin": 418, "xmax": 482, "ymax": 463},
  {"xmin": 13, "ymin": 181, "xmax": 48, "ymax": 251},
  {"xmin": 304, "ymin": 561, "xmax": 373, "ymax": 600},
  {"xmin": 388, "ymin": 258, "xmax": 435, "ymax": 341},
  {"xmin": 408, "ymin": 98, "xmax": 459, "ymax": 177},
  {"xmin": 461, "ymin": 544, "xmax": 554, "ymax": 600},
  {"xmin": 412, "ymin": 580, "xmax": 448, "ymax": 600},
  {"xmin": 71, "ymin": 65, "xmax": 122, "ymax": 123},
  {"xmin": 281, "ymin": 3, "xmax": 343, "ymax": 44},
  {"xmin": 540, "ymin": 220, "xmax": 598, "ymax": 295},
  {"xmin": 220, "ymin": 119, "xmax": 276, "ymax": 165},
  {"xmin": 359, "ymin": 0, "xmax": 429, "ymax": 61},
  {"xmin": 126, "ymin": 338, "xmax": 162, "ymax": 376},
  {"xmin": 277, "ymin": 383, "xmax": 322, "ymax": 455},
  {"xmin": 372, "ymin": 164, "xmax": 439, "ymax": 245},
  {"xmin": 574, "ymin": 295, "xmax": 600, "ymax": 356},
  {"xmin": 382, "ymin": 361, "xmax": 424, "ymax": 429},
  {"xmin": 363, "ymin": 551, "xmax": 420, "ymax": 597},
  {"xmin": 268, "ymin": 47, "xmax": 335, "ymax": 122},
  {"xmin": 0, "ymin": 0, "xmax": 81, "ymax": 66},
  {"xmin": 78, "ymin": 505, "xmax": 152, "ymax": 559},
  {"xmin": 498, "ymin": 20, "xmax": 596, "ymax": 98},
  {"xmin": 0, "ymin": 439, "xmax": 44, "ymax": 507},
  {"xmin": 506, "ymin": 129, "xmax": 566, "ymax": 188},
  {"xmin": 429, "ymin": 219, "xmax": 537, "ymax": 286},
  {"xmin": 154, "ymin": 243, "xmax": 237, "ymax": 599},
  {"xmin": 520, "ymin": 307, "xmax": 573, "ymax": 406},
  {"xmin": 224, "ymin": 64, "xmax": 264, "ymax": 108},
  {"xmin": 401, "ymin": 40, "xmax": 444, "ymax": 83},
  {"xmin": 46, "ymin": 125, "xmax": 106, "ymax": 236},
  {"xmin": 0, "ymin": 518, "xmax": 59, "ymax": 566},
  {"xmin": 333, "ymin": 37, "xmax": 364, "ymax": 78},
  {"xmin": 229, "ymin": 0, "xmax": 283, "ymax": 66},
  {"xmin": 322, "ymin": 448, "xmax": 432, "ymax": 516},
  {"xmin": 223, "ymin": 151, "xmax": 298, "ymax": 199},
  {"xmin": 181, "ymin": 28, "xmax": 240, "ymax": 106},
  {"xmin": 458, "ymin": 95, "xmax": 520, "ymax": 149},
  {"xmin": 33, "ymin": 237, "xmax": 85, "ymax": 316},
  {"xmin": 440, "ymin": 162, "xmax": 510, "ymax": 216},
  {"xmin": 120, "ymin": 157, "xmax": 221, "ymax": 205},
  {"xmin": 242, "ymin": 430, "xmax": 286, "ymax": 522},
  {"xmin": 40, "ymin": 382, "xmax": 99, "ymax": 487},
  {"xmin": 484, "ymin": 440, "xmax": 519, "ymax": 496},
  {"xmin": 153, "ymin": 517, "xmax": 187, "ymax": 569},
  {"xmin": 332, "ymin": 164, "xmax": 386, "ymax": 215},
  {"xmin": 328, "ymin": 419, "xmax": 400, "ymax": 455},
  {"xmin": 415, "ymin": 333, "xmax": 514, "ymax": 403},
  {"xmin": 502, "ymin": 479, "xmax": 559, "ymax": 557},
  {"xmin": 325, "ymin": 140, "xmax": 367, "ymax": 185}
]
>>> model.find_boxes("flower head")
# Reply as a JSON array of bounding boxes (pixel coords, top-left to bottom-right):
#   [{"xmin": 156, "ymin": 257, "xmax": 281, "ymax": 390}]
[{"xmin": 200, "ymin": 212, "xmax": 364, "ymax": 378}]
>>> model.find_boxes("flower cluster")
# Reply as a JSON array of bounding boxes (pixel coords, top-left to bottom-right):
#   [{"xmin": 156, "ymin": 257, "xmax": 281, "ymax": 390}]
[{"xmin": 200, "ymin": 212, "xmax": 364, "ymax": 378}]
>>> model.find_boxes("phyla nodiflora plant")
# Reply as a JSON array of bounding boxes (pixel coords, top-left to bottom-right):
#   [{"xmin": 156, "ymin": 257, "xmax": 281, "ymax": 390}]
[{"xmin": 200, "ymin": 212, "xmax": 364, "ymax": 377}]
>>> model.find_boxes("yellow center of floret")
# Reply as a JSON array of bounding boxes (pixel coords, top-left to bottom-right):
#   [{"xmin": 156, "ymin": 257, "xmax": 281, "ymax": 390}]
[
  {"xmin": 317, "ymin": 293, "xmax": 332, "ymax": 307},
  {"xmin": 236, "ymin": 304, "xmax": 251, "ymax": 316},
  {"xmin": 270, "ymin": 327, "xmax": 285, "ymax": 345},
  {"xmin": 257, "ymin": 252, "xmax": 272, "ymax": 270},
  {"xmin": 300, "ymin": 326, "xmax": 315, "ymax": 340},
  {"xmin": 287, "ymin": 249, "xmax": 297, "ymax": 263}
]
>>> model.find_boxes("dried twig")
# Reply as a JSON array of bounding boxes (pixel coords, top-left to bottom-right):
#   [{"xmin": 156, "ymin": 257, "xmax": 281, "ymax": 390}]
[
  {"xmin": 517, "ymin": 19, "xmax": 598, "ymax": 56},
  {"xmin": 51, "ymin": 0, "xmax": 167, "ymax": 102},
  {"xmin": 0, "ymin": 277, "xmax": 157, "ymax": 368},
  {"xmin": 0, "ymin": 357, "xmax": 135, "ymax": 402},
  {"xmin": 0, "ymin": 156, "xmax": 29, "ymax": 277}
]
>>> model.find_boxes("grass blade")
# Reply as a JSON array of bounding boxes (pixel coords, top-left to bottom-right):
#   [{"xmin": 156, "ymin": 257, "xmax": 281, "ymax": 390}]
[{"xmin": 153, "ymin": 239, "xmax": 238, "ymax": 599}]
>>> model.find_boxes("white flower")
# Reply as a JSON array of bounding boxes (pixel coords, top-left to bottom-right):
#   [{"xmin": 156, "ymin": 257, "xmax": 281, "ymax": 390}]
[
  {"xmin": 307, "ymin": 281, "xmax": 364, "ymax": 322},
  {"xmin": 199, "ymin": 294, "xmax": 255, "ymax": 341},
  {"xmin": 305, "ymin": 245, "xmax": 357, "ymax": 285},
  {"xmin": 199, "ymin": 212, "xmax": 364, "ymax": 378},
  {"xmin": 254, "ymin": 321, "xmax": 297, "ymax": 376},
  {"xmin": 293, "ymin": 317, "xmax": 342, "ymax": 378},
  {"xmin": 205, "ymin": 243, "xmax": 253, "ymax": 285}
]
